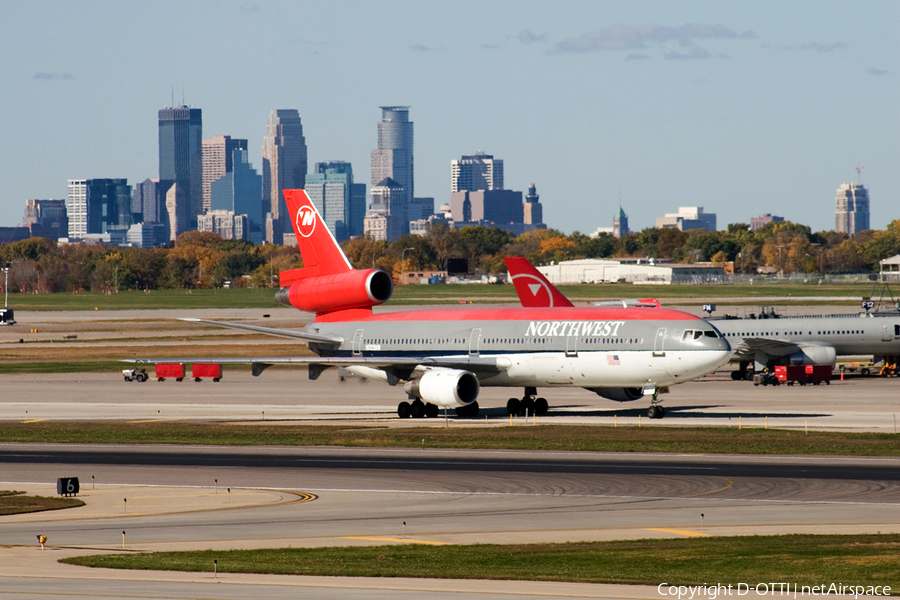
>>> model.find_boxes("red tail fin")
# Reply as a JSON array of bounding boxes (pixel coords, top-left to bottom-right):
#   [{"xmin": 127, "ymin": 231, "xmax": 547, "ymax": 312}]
[
  {"xmin": 504, "ymin": 257, "xmax": 574, "ymax": 308},
  {"xmin": 281, "ymin": 189, "xmax": 353, "ymax": 285}
]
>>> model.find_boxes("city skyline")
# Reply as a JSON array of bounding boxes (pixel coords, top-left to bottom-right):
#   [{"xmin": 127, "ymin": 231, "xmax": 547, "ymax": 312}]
[{"xmin": 1, "ymin": 1, "xmax": 896, "ymax": 235}]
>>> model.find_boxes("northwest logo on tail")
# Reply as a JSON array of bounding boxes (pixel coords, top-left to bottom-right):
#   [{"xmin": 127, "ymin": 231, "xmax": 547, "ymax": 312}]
[{"xmin": 295, "ymin": 205, "xmax": 317, "ymax": 238}]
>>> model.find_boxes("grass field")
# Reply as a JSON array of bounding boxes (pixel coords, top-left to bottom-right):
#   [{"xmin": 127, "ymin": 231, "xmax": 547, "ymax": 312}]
[
  {"xmin": 61, "ymin": 534, "xmax": 900, "ymax": 588},
  {"xmin": 1, "ymin": 422, "xmax": 897, "ymax": 456},
  {"xmin": 0, "ymin": 280, "xmax": 882, "ymax": 311},
  {"xmin": 0, "ymin": 490, "xmax": 84, "ymax": 515}
]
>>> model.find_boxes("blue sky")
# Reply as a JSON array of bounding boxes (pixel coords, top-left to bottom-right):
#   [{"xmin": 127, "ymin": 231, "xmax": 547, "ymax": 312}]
[{"xmin": 1, "ymin": 0, "xmax": 897, "ymax": 234}]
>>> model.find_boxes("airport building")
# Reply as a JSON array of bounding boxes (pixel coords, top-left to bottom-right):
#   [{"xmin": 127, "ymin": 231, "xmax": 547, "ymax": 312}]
[{"xmin": 535, "ymin": 258, "xmax": 726, "ymax": 285}]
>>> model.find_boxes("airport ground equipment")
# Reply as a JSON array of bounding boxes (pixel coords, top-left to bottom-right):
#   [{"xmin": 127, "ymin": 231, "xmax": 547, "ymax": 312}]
[
  {"xmin": 122, "ymin": 368, "xmax": 148, "ymax": 382},
  {"xmin": 192, "ymin": 363, "xmax": 222, "ymax": 382},
  {"xmin": 773, "ymin": 364, "xmax": 832, "ymax": 386},
  {"xmin": 155, "ymin": 363, "xmax": 185, "ymax": 382}
]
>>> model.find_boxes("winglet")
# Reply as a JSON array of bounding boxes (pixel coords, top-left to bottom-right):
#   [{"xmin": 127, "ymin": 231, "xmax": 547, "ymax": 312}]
[
  {"xmin": 504, "ymin": 257, "xmax": 574, "ymax": 308},
  {"xmin": 280, "ymin": 189, "xmax": 353, "ymax": 285}
]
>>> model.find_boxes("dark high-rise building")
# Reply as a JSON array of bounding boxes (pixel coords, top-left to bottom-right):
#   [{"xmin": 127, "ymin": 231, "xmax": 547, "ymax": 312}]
[
  {"xmin": 451, "ymin": 153, "xmax": 503, "ymax": 192},
  {"xmin": 371, "ymin": 106, "xmax": 413, "ymax": 234},
  {"xmin": 24, "ymin": 199, "xmax": 67, "ymax": 240},
  {"xmin": 66, "ymin": 179, "xmax": 132, "ymax": 240},
  {"xmin": 202, "ymin": 136, "xmax": 248, "ymax": 213},
  {"xmin": 450, "ymin": 190, "xmax": 523, "ymax": 225},
  {"xmin": 159, "ymin": 106, "xmax": 203, "ymax": 229},
  {"xmin": 262, "ymin": 109, "xmax": 307, "ymax": 244}
]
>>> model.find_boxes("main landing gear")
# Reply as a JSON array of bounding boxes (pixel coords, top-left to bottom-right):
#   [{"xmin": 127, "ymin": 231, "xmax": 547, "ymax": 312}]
[
  {"xmin": 506, "ymin": 387, "xmax": 549, "ymax": 416},
  {"xmin": 397, "ymin": 399, "xmax": 479, "ymax": 418}
]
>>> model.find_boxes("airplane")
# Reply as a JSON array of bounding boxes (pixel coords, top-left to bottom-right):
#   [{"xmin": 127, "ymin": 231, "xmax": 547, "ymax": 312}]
[
  {"xmin": 128, "ymin": 190, "xmax": 731, "ymax": 420},
  {"xmin": 504, "ymin": 258, "xmax": 900, "ymax": 381}
]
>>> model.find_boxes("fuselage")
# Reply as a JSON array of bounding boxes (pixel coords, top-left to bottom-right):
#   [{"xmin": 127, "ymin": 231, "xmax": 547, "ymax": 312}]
[
  {"xmin": 713, "ymin": 312, "xmax": 900, "ymax": 360},
  {"xmin": 305, "ymin": 306, "xmax": 731, "ymax": 389}
]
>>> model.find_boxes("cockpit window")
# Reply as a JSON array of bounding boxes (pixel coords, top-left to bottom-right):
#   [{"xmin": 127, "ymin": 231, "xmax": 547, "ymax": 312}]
[{"xmin": 704, "ymin": 330, "xmax": 718, "ymax": 338}]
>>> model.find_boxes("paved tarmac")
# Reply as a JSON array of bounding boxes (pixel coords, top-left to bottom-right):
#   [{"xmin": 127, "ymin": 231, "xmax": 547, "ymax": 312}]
[{"xmin": 1, "ymin": 306, "xmax": 898, "ymax": 598}]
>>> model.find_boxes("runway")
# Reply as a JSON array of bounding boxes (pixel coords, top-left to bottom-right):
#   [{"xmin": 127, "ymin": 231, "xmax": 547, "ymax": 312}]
[{"xmin": 2, "ymin": 445, "xmax": 899, "ymax": 598}]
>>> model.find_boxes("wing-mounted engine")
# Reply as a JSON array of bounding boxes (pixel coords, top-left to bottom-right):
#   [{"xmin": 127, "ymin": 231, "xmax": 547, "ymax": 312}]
[
  {"xmin": 403, "ymin": 366, "xmax": 480, "ymax": 409},
  {"xmin": 587, "ymin": 387, "xmax": 645, "ymax": 402},
  {"xmin": 789, "ymin": 344, "xmax": 837, "ymax": 366},
  {"xmin": 275, "ymin": 268, "xmax": 393, "ymax": 315}
]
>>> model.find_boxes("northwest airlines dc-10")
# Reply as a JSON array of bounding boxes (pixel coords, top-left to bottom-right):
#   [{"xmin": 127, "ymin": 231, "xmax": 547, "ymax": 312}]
[
  {"xmin": 506, "ymin": 257, "xmax": 900, "ymax": 381},
  {"xmin": 130, "ymin": 190, "xmax": 731, "ymax": 419}
]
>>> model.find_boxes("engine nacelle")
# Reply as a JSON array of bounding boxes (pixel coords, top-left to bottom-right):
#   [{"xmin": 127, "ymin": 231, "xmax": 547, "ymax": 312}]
[
  {"xmin": 275, "ymin": 269, "xmax": 393, "ymax": 315},
  {"xmin": 587, "ymin": 387, "xmax": 645, "ymax": 403},
  {"xmin": 789, "ymin": 345, "xmax": 837, "ymax": 366},
  {"xmin": 403, "ymin": 367, "xmax": 480, "ymax": 409}
]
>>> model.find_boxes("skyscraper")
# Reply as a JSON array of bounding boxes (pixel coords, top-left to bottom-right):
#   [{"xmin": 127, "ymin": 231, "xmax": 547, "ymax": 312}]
[
  {"xmin": 835, "ymin": 183, "xmax": 870, "ymax": 235},
  {"xmin": 202, "ymin": 136, "xmax": 248, "ymax": 213},
  {"xmin": 67, "ymin": 179, "xmax": 132, "ymax": 240},
  {"xmin": 304, "ymin": 161, "xmax": 365, "ymax": 242},
  {"xmin": 210, "ymin": 149, "xmax": 263, "ymax": 243},
  {"xmin": 613, "ymin": 206, "xmax": 629, "ymax": 238},
  {"xmin": 158, "ymin": 106, "xmax": 202, "ymax": 229},
  {"xmin": 24, "ymin": 199, "xmax": 67, "ymax": 240},
  {"xmin": 451, "ymin": 153, "xmax": 503, "ymax": 192},
  {"xmin": 261, "ymin": 109, "xmax": 307, "ymax": 244},
  {"xmin": 371, "ymin": 106, "xmax": 413, "ymax": 234},
  {"xmin": 523, "ymin": 184, "xmax": 543, "ymax": 226}
]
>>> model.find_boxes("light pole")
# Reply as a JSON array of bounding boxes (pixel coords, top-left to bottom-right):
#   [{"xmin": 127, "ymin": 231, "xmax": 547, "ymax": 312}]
[
  {"xmin": 401, "ymin": 247, "xmax": 415, "ymax": 271},
  {"xmin": 2, "ymin": 265, "xmax": 8, "ymax": 309}
]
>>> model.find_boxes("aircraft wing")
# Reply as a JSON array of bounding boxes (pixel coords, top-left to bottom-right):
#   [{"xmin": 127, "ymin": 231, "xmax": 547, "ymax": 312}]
[
  {"xmin": 123, "ymin": 354, "xmax": 509, "ymax": 379},
  {"xmin": 737, "ymin": 337, "xmax": 802, "ymax": 358},
  {"xmin": 178, "ymin": 318, "xmax": 343, "ymax": 345}
]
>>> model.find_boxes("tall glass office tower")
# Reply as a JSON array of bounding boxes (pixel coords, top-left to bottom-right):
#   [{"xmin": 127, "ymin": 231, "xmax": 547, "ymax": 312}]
[
  {"xmin": 261, "ymin": 109, "xmax": 307, "ymax": 244},
  {"xmin": 158, "ymin": 106, "xmax": 202, "ymax": 230},
  {"xmin": 371, "ymin": 106, "xmax": 413, "ymax": 234}
]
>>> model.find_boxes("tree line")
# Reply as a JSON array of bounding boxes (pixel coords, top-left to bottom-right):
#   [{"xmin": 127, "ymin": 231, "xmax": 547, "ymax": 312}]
[{"xmin": 1, "ymin": 219, "xmax": 899, "ymax": 293}]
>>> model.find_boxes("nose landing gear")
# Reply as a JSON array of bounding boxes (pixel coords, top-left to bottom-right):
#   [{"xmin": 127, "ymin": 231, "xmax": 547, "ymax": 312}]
[{"xmin": 648, "ymin": 389, "xmax": 666, "ymax": 419}]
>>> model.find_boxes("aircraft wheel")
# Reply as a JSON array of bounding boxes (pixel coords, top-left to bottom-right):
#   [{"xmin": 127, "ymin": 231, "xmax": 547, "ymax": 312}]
[
  {"xmin": 411, "ymin": 400, "xmax": 426, "ymax": 418},
  {"xmin": 648, "ymin": 405, "xmax": 664, "ymax": 419},
  {"xmin": 825, "ymin": 379, "xmax": 830, "ymax": 385},
  {"xmin": 506, "ymin": 398, "xmax": 520, "ymax": 415},
  {"xmin": 398, "ymin": 401, "xmax": 411, "ymax": 418},
  {"xmin": 455, "ymin": 406, "xmax": 466, "ymax": 417},
  {"xmin": 744, "ymin": 371, "xmax": 755, "ymax": 381},
  {"xmin": 521, "ymin": 396, "xmax": 535, "ymax": 415},
  {"xmin": 425, "ymin": 403, "xmax": 439, "ymax": 418},
  {"xmin": 534, "ymin": 397, "xmax": 548, "ymax": 415},
  {"xmin": 730, "ymin": 371, "xmax": 742, "ymax": 381},
  {"xmin": 468, "ymin": 401, "xmax": 479, "ymax": 417}
]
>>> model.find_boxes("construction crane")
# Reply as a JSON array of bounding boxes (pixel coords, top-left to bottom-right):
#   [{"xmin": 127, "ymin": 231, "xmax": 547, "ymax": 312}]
[{"xmin": 856, "ymin": 164, "xmax": 864, "ymax": 185}]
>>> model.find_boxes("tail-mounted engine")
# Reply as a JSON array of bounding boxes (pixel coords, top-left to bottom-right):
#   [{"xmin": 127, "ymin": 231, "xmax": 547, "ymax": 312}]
[
  {"xmin": 275, "ymin": 268, "xmax": 393, "ymax": 315},
  {"xmin": 403, "ymin": 367, "xmax": 480, "ymax": 409}
]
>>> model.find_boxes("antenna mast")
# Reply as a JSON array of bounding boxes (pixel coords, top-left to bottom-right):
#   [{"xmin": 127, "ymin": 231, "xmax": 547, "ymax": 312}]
[{"xmin": 856, "ymin": 164, "xmax": 864, "ymax": 186}]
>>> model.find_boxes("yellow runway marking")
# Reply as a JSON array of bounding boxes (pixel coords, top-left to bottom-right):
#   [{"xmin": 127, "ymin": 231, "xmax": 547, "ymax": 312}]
[
  {"xmin": 342, "ymin": 536, "xmax": 451, "ymax": 545},
  {"xmin": 20, "ymin": 419, "xmax": 45, "ymax": 423},
  {"xmin": 643, "ymin": 528, "xmax": 708, "ymax": 537},
  {"xmin": 127, "ymin": 418, "xmax": 185, "ymax": 424}
]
